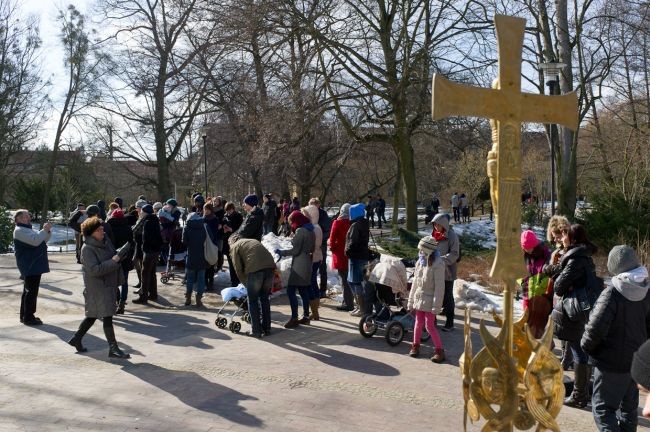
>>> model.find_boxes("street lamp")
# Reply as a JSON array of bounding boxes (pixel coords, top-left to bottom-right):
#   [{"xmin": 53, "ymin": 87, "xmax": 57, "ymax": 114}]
[
  {"xmin": 201, "ymin": 133, "xmax": 208, "ymax": 196},
  {"xmin": 539, "ymin": 61, "xmax": 566, "ymax": 216}
]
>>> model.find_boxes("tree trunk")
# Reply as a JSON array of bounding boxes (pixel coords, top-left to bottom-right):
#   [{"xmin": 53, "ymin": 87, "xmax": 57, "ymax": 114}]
[
  {"xmin": 391, "ymin": 159, "xmax": 402, "ymax": 229},
  {"xmin": 555, "ymin": 0, "xmax": 577, "ymax": 218},
  {"xmin": 395, "ymin": 138, "xmax": 418, "ymax": 231}
]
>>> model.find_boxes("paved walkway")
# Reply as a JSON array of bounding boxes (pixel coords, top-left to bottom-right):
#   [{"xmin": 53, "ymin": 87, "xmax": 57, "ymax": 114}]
[{"xmin": 0, "ymin": 253, "xmax": 643, "ymax": 431}]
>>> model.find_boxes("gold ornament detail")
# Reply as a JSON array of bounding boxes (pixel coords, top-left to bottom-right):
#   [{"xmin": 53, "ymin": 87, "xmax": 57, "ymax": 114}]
[{"xmin": 431, "ymin": 13, "xmax": 578, "ymax": 432}]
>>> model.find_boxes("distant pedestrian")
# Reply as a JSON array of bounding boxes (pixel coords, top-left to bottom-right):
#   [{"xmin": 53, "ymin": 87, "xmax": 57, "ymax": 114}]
[
  {"xmin": 460, "ymin": 193, "xmax": 470, "ymax": 223},
  {"xmin": 222, "ymin": 202, "xmax": 244, "ymax": 286},
  {"xmin": 450, "ymin": 193, "xmax": 460, "ymax": 224},
  {"xmin": 68, "ymin": 203, "xmax": 87, "ymax": 264},
  {"xmin": 365, "ymin": 195, "xmax": 376, "ymax": 229},
  {"xmin": 431, "ymin": 195, "xmax": 440, "ymax": 215},
  {"xmin": 13, "ymin": 210, "xmax": 51, "ymax": 326},
  {"xmin": 262, "ymin": 193, "xmax": 278, "ymax": 235},
  {"xmin": 376, "ymin": 194, "xmax": 387, "ymax": 228},
  {"xmin": 67, "ymin": 216, "xmax": 130, "ymax": 358}
]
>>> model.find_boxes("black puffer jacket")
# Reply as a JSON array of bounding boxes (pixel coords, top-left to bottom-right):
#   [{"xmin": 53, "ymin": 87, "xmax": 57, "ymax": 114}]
[
  {"xmin": 345, "ymin": 217, "xmax": 370, "ymax": 260},
  {"xmin": 142, "ymin": 213, "xmax": 162, "ymax": 254},
  {"xmin": 107, "ymin": 216, "xmax": 134, "ymax": 271},
  {"xmin": 581, "ymin": 267, "xmax": 650, "ymax": 372},
  {"xmin": 238, "ymin": 207, "xmax": 264, "ymax": 241},
  {"xmin": 550, "ymin": 245, "xmax": 597, "ymax": 342}
]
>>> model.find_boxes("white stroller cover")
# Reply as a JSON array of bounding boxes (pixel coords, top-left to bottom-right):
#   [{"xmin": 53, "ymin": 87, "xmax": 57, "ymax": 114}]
[
  {"xmin": 220, "ymin": 284, "xmax": 248, "ymax": 302},
  {"xmin": 368, "ymin": 255, "xmax": 408, "ymax": 295}
]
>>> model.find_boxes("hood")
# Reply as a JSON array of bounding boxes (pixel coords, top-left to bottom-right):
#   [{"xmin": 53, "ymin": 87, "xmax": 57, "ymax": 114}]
[
  {"xmin": 339, "ymin": 203, "xmax": 351, "ymax": 219},
  {"xmin": 186, "ymin": 216, "xmax": 204, "ymax": 230},
  {"xmin": 305, "ymin": 205, "xmax": 319, "ymax": 224},
  {"xmin": 432, "ymin": 213, "xmax": 450, "ymax": 232},
  {"xmin": 350, "ymin": 203, "xmax": 365, "ymax": 220},
  {"xmin": 612, "ymin": 266, "xmax": 649, "ymax": 301}
]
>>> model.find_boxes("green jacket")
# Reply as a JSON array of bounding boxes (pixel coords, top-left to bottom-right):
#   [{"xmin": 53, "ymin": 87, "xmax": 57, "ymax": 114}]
[{"xmin": 229, "ymin": 238, "xmax": 276, "ymax": 282}]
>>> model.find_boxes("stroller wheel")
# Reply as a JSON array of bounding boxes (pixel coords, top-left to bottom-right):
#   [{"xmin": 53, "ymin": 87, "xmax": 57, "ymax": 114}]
[
  {"xmin": 421, "ymin": 330, "xmax": 431, "ymax": 342},
  {"xmin": 231, "ymin": 321, "xmax": 241, "ymax": 333},
  {"xmin": 359, "ymin": 315, "xmax": 378, "ymax": 338},
  {"xmin": 385, "ymin": 321, "xmax": 405, "ymax": 346},
  {"xmin": 242, "ymin": 312, "xmax": 251, "ymax": 324},
  {"xmin": 160, "ymin": 276, "xmax": 169, "ymax": 284},
  {"xmin": 216, "ymin": 317, "xmax": 228, "ymax": 329}
]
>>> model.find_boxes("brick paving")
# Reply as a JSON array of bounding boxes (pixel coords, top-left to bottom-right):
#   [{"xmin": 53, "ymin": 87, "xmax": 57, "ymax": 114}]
[{"xmin": 0, "ymin": 253, "xmax": 644, "ymax": 431}]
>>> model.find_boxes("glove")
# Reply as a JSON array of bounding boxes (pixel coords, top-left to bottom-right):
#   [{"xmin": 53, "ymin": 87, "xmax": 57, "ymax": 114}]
[{"xmin": 274, "ymin": 249, "xmax": 282, "ymax": 256}]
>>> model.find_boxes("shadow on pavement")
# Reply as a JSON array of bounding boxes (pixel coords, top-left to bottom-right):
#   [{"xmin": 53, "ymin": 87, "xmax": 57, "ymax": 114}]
[
  {"xmin": 121, "ymin": 362, "xmax": 263, "ymax": 427},
  {"xmin": 41, "ymin": 283, "xmax": 74, "ymax": 296},
  {"xmin": 113, "ymin": 311, "xmax": 231, "ymax": 348},
  {"xmin": 34, "ymin": 322, "xmax": 144, "ymax": 356}
]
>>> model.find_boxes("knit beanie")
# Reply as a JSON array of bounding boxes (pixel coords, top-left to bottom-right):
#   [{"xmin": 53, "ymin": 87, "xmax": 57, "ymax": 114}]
[
  {"xmin": 141, "ymin": 204, "xmax": 154, "ymax": 215},
  {"xmin": 111, "ymin": 209, "xmax": 124, "ymax": 219},
  {"xmin": 166, "ymin": 198, "xmax": 178, "ymax": 207},
  {"xmin": 520, "ymin": 230, "xmax": 540, "ymax": 250},
  {"xmin": 81, "ymin": 217, "xmax": 102, "ymax": 237},
  {"xmin": 194, "ymin": 194, "xmax": 205, "ymax": 204},
  {"xmin": 244, "ymin": 194, "xmax": 258, "ymax": 207},
  {"xmin": 418, "ymin": 235, "xmax": 439, "ymax": 255},
  {"xmin": 608, "ymin": 245, "xmax": 641, "ymax": 275},
  {"xmin": 114, "ymin": 197, "xmax": 123, "ymax": 208},
  {"xmin": 138, "ymin": 195, "xmax": 146, "ymax": 200},
  {"xmin": 339, "ymin": 203, "xmax": 351, "ymax": 219},
  {"xmin": 632, "ymin": 340, "xmax": 650, "ymax": 390},
  {"xmin": 86, "ymin": 204, "xmax": 100, "ymax": 217},
  {"xmin": 153, "ymin": 201, "xmax": 163, "ymax": 211},
  {"xmin": 135, "ymin": 199, "xmax": 147, "ymax": 209}
]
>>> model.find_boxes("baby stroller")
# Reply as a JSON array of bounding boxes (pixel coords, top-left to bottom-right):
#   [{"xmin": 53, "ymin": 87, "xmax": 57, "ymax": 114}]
[
  {"xmin": 215, "ymin": 285, "xmax": 250, "ymax": 334},
  {"xmin": 160, "ymin": 227, "xmax": 186, "ymax": 284},
  {"xmin": 359, "ymin": 257, "xmax": 430, "ymax": 346}
]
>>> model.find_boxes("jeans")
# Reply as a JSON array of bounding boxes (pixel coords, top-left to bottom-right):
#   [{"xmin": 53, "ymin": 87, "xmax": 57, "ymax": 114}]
[
  {"xmin": 338, "ymin": 269, "xmax": 353, "ymax": 308},
  {"xmin": 310, "ymin": 262, "xmax": 321, "ymax": 300},
  {"xmin": 247, "ymin": 269, "xmax": 273, "ymax": 335},
  {"xmin": 376, "ymin": 210, "xmax": 385, "ymax": 228},
  {"xmin": 141, "ymin": 252, "xmax": 159, "ymax": 299},
  {"xmin": 287, "ymin": 285, "xmax": 310, "ymax": 319},
  {"xmin": 186, "ymin": 268, "xmax": 206, "ymax": 296},
  {"xmin": 592, "ymin": 367, "xmax": 639, "ymax": 432},
  {"xmin": 568, "ymin": 340, "xmax": 589, "ymax": 364},
  {"xmin": 119, "ymin": 267, "xmax": 129, "ymax": 302},
  {"xmin": 362, "ymin": 281, "xmax": 382, "ymax": 316},
  {"xmin": 20, "ymin": 274, "xmax": 41, "ymax": 322},
  {"xmin": 350, "ymin": 282, "xmax": 363, "ymax": 296},
  {"xmin": 442, "ymin": 280, "xmax": 455, "ymax": 327}
]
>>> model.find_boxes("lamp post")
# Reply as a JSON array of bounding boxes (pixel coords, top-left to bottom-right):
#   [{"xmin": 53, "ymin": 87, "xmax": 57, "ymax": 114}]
[
  {"xmin": 201, "ymin": 133, "xmax": 208, "ymax": 196},
  {"xmin": 539, "ymin": 61, "xmax": 565, "ymax": 216}
]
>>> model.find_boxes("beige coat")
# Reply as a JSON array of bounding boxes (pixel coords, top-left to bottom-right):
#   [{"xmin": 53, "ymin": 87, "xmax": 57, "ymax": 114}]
[{"xmin": 407, "ymin": 256, "xmax": 445, "ymax": 313}]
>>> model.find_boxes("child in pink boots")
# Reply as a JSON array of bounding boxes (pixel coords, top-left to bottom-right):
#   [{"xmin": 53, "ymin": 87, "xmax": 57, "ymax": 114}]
[{"xmin": 408, "ymin": 235, "xmax": 446, "ymax": 363}]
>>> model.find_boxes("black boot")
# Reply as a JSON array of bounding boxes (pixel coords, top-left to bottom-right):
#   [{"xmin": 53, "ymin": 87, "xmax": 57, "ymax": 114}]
[
  {"xmin": 565, "ymin": 363, "xmax": 589, "ymax": 408},
  {"xmin": 116, "ymin": 300, "xmax": 126, "ymax": 314},
  {"xmin": 104, "ymin": 324, "xmax": 131, "ymax": 359},
  {"xmin": 68, "ymin": 318, "xmax": 94, "ymax": 353}
]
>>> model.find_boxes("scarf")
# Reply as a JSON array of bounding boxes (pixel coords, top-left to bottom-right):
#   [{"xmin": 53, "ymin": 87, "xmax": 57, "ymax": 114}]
[{"xmin": 432, "ymin": 230, "xmax": 447, "ymax": 242}]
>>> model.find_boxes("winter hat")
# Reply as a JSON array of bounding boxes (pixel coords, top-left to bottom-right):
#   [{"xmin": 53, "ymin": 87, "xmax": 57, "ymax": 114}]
[
  {"xmin": 339, "ymin": 203, "xmax": 351, "ymax": 219},
  {"xmin": 135, "ymin": 199, "xmax": 147, "ymax": 209},
  {"xmin": 114, "ymin": 197, "xmax": 123, "ymax": 208},
  {"xmin": 153, "ymin": 201, "xmax": 163, "ymax": 211},
  {"xmin": 243, "ymin": 194, "xmax": 258, "ymax": 207},
  {"xmin": 632, "ymin": 340, "xmax": 650, "ymax": 390},
  {"xmin": 166, "ymin": 198, "xmax": 178, "ymax": 207},
  {"xmin": 111, "ymin": 209, "xmax": 124, "ymax": 219},
  {"xmin": 86, "ymin": 204, "xmax": 100, "ymax": 217},
  {"xmin": 418, "ymin": 235, "xmax": 439, "ymax": 255},
  {"xmin": 304, "ymin": 205, "xmax": 319, "ymax": 224},
  {"xmin": 608, "ymin": 245, "xmax": 641, "ymax": 275},
  {"xmin": 81, "ymin": 217, "xmax": 102, "ymax": 237},
  {"xmin": 141, "ymin": 204, "xmax": 154, "ymax": 215},
  {"xmin": 138, "ymin": 195, "xmax": 146, "ymax": 200},
  {"xmin": 288, "ymin": 210, "xmax": 310, "ymax": 231},
  {"xmin": 349, "ymin": 203, "xmax": 365, "ymax": 220},
  {"xmin": 158, "ymin": 210, "xmax": 174, "ymax": 222},
  {"xmin": 97, "ymin": 200, "xmax": 106, "ymax": 209},
  {"xmin": 194, "ymin": 194, "xmax": 205, "ymax": 204},
  {"xmin": 520, "ymin": 230, "xmax": 540, "ymax": 250}
]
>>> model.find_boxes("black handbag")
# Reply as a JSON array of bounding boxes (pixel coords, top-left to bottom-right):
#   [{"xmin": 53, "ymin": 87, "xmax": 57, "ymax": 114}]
[{"xmin": 562, "ymin": 285, "xmax": 592, "ymax": 322}]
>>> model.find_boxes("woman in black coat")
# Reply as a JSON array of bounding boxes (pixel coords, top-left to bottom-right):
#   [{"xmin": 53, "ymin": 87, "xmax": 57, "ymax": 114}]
[
  {"xmin": 133, "ymin": 205, "xmax": 162, "ymax": 304},
  {"xmin": 548, "ymin": 224, "xmax": 599, "ymax": 408},
  {"xmin": 107, "ymin": 209, "xmax": 134, "ymax": 314},
  {"xmin": 222, "ymin": 202, "xmax": 244, "ymax": 286}
]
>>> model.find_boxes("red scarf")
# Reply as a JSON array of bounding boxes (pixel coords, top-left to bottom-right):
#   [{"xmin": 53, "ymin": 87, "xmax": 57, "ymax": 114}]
[{"xmin": 432, "ymin": 230, "xmax": 447, "ymax": 242}]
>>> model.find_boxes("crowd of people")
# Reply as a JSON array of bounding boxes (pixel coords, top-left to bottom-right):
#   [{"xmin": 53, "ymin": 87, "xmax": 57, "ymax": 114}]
[{"xmin": 10, "ymin": 195, "xmax": 650, "ymax": 427}]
